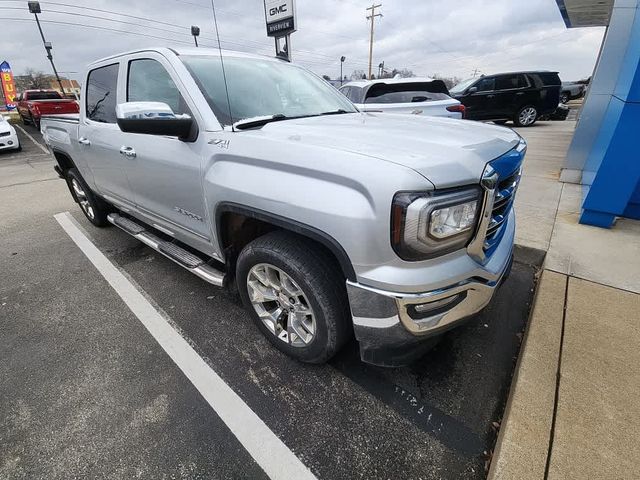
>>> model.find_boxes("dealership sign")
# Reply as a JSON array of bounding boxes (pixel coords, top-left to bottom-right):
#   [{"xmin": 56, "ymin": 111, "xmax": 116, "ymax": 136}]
[
  {"xmin": 0, "ymin": 61, "xmax": 17, "ymax": 110},
  {"xmin": 264, "ymin": 0, "xmax": 296, "ymax": 37}
]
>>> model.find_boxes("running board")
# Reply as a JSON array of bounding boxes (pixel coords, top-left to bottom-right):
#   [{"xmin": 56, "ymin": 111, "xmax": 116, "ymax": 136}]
[{"xmin": 107, "ymin": 213, "xmax": 225, "ymax": 287}]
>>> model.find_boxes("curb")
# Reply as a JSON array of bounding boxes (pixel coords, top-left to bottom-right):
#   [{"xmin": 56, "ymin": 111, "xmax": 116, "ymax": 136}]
[{"xmin": 488, "ymin": 270, "xmax": 567, "ymax": 480}]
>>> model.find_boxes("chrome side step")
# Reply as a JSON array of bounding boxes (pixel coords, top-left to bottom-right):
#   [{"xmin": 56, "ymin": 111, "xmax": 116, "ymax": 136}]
[{"xmin": 107, "ymin": 213, "xmax": 225, "ymax": 287}]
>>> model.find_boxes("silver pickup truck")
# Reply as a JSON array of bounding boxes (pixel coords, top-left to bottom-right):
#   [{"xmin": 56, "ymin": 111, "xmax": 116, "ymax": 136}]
[{"xmin": 41, "ymin": 47, "xmax": 526, "ymax": 367}]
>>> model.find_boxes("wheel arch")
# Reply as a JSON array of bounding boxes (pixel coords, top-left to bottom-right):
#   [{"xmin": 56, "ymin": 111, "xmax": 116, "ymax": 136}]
[{"xmin": 215, "ymin": 202, "xmax": 357, "ymax": 282}]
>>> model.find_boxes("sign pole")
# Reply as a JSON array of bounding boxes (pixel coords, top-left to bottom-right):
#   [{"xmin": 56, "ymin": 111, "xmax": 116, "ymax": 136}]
[{"xmin": 264, "ymin": 0, "xmax": 296, "ymax": 62}]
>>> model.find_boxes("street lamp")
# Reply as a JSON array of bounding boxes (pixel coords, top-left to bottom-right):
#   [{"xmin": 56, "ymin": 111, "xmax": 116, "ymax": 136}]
[
  {"xmin": 191, "ymin": 25, "xmax": 200, "ymax": 47},
  {"xmin": 378, "ymin": 61, "xmax": 384, "ymax": 78},
  {"xmin": 340, "ymin": 56, "xmax": 346, "ymax": 86},
  {"xmin": 28, "ymin": 1, "xmax": 65, "ymax": 94}
]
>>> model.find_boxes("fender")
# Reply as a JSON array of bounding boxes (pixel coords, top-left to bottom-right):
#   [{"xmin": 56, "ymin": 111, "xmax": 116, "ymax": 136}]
[{"xmin": 215, "ymin": 202, "xmax": 357, "ymax": 281}]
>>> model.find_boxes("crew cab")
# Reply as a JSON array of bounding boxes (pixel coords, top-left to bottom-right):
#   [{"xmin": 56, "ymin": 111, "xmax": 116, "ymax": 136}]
[
  {"xmin": 41, "ymin": 48, "xmax": 525, "ymax": 367},
  {"xmin": 16, "ymin": 89, "xmax": 79, "ymax": 129},
  {"xmin": 340, "ymin": 77, "xmax": 465, "ymax": 118}
]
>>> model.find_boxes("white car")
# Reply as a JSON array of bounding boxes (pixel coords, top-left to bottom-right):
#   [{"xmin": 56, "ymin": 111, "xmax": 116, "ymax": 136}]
[
  {"xmin": 0, "ymin": 116, "xmax": 21, "ymax": 152},
  {"xmin": 340, "ymin": 77, "xmax": 465, "ymax": 119}
]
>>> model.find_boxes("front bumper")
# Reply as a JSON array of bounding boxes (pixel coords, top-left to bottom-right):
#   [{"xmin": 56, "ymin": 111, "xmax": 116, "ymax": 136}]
[
  {"xmin": 347, "ymin": 244, "xmax": 514, "ymax": 367},
  {"xmin": 0, "ymin": 131, "xmax": 19, "ymax": 150}
]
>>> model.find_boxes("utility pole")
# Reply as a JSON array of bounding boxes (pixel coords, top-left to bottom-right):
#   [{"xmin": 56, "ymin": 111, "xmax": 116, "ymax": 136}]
[
  {"xmin": 378, "ymin": 61, "xmax": 384, "ymax": 78},
  {"xmin": 471, "ymin": 67, "xmax": 480, "ymax": 77},
  {"xmin": 366, "ymin": 3, "xmax": 382, "ymax": 80},
  {"xmin": 28, "ymin": 2, "xmax": 64, "ymax": 95}
]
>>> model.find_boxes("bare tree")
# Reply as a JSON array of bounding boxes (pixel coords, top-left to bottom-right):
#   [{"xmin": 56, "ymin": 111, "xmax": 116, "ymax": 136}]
[
  {"xmin": 350, "ymin": 69, "xmax": 365, "ymax": 81},
  {"xmin": 430, "ymin": 73, "xmax": 463, "ymax": 89},
  {"xmin": 16, "ymin": 68, "xmax": 51, "ymax": 91},
  {"xmin": 322, "ymin": 74, "xmax": 331, "ymax": 81}
]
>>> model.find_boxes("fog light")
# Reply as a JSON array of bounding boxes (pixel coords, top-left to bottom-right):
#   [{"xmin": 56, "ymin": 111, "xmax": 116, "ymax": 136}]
[
  {"xmin": 407, "ymin": 292, "xmax": 466, "ymax": 320},
  {"xmin": 7, "ymin": 140, "xmax": 12, "ymax": 145}
]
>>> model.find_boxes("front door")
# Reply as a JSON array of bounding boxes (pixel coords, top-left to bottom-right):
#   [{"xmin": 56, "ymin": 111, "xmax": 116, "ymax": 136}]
[
  {"xmin": 461, "ymin": 77, "xmax": 496, "ymax": 120},
  {"xmin": 492, "ymin": 74, "xmax": 531, "ymax": 118},
  {"xmin": 114, "ymin": 55, "xmax": 210, "ymax": 241}
]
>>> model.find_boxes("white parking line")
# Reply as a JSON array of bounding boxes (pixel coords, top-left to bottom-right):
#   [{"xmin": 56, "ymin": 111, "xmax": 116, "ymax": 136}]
[
  {"xmin": 54, "ymin": 211, "xmax": 317, "ymax": 480},
  {"xmin": 14, "ymin": 123, "xmax": 49, "ymax": 154}
]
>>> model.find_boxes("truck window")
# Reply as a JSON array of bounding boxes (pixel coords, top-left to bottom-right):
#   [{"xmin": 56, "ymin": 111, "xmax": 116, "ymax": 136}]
[
  {"xmin": 364, "ymin": 82, "xmax": 450, "ymax": 104},
  {"xmin": 26, "ymin": 91, "xmax": 62, "ymax": 100},
  {"xmin": 86, "ymin": 64, "xmax": 119, "ymax": 123},
  {"xmin": 127, "ymin": 59, "xmax": 190, "ymax": 116}
]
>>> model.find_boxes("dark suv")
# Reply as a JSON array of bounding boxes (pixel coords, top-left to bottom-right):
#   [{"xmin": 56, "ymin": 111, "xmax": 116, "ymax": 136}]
[{"xmin": 450, "ymin": 71, "xmax": 561, "ymax": 126}]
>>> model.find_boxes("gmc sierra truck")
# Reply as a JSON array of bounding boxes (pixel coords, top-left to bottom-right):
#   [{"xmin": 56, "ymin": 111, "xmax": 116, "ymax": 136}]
[{"xmin": 41, "ymin": 48, "xmax": 526, "ymax": 367}]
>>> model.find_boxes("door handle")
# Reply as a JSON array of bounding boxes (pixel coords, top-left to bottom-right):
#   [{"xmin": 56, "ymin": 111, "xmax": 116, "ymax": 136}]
[
  {"xmin": 487, "ymin": 94, "xmax": 495, "ymax": 99},
  {"xmin": 78, "ymin": 137, "xmax": 91, "ymax": 146},
  {"xmin": 119, "ymin": 146, "xmax": 137, "ymax": 159}
]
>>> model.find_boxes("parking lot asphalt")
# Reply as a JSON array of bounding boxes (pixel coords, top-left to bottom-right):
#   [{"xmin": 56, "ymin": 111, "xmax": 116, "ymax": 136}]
[{"xmin": 1, "ymin": 124, "xmax": 537, "ymax": 479}]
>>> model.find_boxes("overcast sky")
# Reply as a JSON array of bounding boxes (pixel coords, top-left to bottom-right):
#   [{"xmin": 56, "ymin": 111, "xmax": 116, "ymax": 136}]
[{"xmin": 0, "ymin": 0, "xmax": 605, "ymax": 84}]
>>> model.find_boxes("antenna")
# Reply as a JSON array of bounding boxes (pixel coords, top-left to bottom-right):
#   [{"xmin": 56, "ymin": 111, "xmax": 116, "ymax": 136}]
[{"xmin": 209, "ymin": 0, "xmax": 234, "ymax": 131}]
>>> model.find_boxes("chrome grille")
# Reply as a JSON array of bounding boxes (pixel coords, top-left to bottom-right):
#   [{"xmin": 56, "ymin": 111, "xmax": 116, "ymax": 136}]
[{"xmin": 484, "ymin": 167, "xmax": 521, "ymax": 252}]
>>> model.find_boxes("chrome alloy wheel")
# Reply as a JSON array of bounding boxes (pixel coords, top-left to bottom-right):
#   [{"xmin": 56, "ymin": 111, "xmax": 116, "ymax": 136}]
[
  {"xmin": 70, "ymin": 178, "xmax": 95, "ymax": 220},
  {"xmin": 519, "ymin": 107, "xmax": 537, "ymax": 126},
  {"xmin": 246, "ymin": 263, "xmax": 316, "ymax": 347}
]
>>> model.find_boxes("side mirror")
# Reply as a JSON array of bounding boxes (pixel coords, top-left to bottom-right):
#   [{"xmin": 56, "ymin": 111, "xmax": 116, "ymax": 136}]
[
  {"xmin": 116, "ymin": 102, "xmax": 193, "ymax": 139},
  {"xmin": 467, "ymin": 86, "xmax": 478, "ymax": 94}
]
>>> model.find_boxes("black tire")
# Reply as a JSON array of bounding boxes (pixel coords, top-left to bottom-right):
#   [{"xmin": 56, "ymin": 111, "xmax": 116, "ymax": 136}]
[
  {"xmin": 65, "ymin": 168, "xmax": 111, "ymax": 227},
  {"xmin": 15, "ymin": 144, "xmax": 22, "ymax": 152},
  {"xmin": 560, "ymin": 92, "xmax": 570, "ymax": 104},
  {"xmin": 236, "ymin": 231, "xmax": 351, "ymax": 364},
  {"xmin": 513, "ymin": 105, "xmax": 538, "ymax": 127},
  {"xmin": 19, "ymin": 112, "xmax": 28, "ymax": 125}
]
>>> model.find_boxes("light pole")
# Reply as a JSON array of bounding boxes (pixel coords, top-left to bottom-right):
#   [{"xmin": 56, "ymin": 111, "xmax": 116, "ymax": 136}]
[
  {"xmin": 28, "ymin": 1, "xmax": 65, "ymax": 95},
  {"xmin": 340, "ymin": 56, "xmax": 346, "ymax": 85},
  {"xmin": 378, "ymin": 61, "xmax": 384, "ymax": 78},
  {"xmin": 191, "ymin": 25, "xmax": 200, "ymax": 47}
]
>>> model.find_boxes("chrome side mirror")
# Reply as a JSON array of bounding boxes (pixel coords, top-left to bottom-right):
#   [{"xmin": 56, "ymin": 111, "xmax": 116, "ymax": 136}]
[{"xmin": 116, "ymin": 102, "xmax": 194, "ymax": 140}]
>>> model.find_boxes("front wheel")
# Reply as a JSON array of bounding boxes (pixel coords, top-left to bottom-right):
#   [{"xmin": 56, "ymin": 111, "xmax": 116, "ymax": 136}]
[
  {"xmin": 514, "ymin": 106, "xmax": 538, "ymax": 127},
  {"xmin": 65, "ymin": 168, "xmax": 111, "ymax": 227},
  {"xmin": 236, "ymin": 231, "xmax": 351, "ymax": 364}
]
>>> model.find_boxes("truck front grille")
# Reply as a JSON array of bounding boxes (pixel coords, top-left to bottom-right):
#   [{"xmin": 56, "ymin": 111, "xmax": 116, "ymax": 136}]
[{"xmin": 483, "ymin": 166, "xmax": 522, "ymax": 255}]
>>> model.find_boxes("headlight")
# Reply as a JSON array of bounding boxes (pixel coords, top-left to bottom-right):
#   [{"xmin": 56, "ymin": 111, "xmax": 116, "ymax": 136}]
[{"xmin": 391, "ymin": 188, "xmax": 481, "ymax": 261}]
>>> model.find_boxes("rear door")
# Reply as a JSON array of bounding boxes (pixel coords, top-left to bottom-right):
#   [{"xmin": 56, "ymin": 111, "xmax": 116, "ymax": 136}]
[
  {"xmin": 115, "ymin": 53, "xmax": 210, "ymax": 240},
  {"xmin": 78, "ymin": 62, "xmax": 135, "ymax": 208},
  {"xmin": 493, "ymin": 74, "xmax": 531, "ymax": 117}
]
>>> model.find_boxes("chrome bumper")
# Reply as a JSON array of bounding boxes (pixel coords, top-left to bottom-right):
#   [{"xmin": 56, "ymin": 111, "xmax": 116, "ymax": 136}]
[{"xmin": 347, "ymin": 248, "xmax": 513, "ymax": 367}]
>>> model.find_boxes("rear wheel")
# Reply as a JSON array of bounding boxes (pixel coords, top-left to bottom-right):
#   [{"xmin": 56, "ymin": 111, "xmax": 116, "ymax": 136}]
[
  {"xmin": 236, "ymin": 231, "xmax": 351, "ymax": 364},
  {"xmin": 66, "ymin": 168, "xmax": 111, "ymax": 227},
  {"xmin": 514, "ymin": 105, "xmax": 538, "ymax": 127}
]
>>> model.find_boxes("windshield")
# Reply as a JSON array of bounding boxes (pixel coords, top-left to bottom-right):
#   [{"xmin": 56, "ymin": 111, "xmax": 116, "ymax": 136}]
[
  {"xmin": 27, "ymin": 91, "xmax": 63, "ymax": 100},
  {"xmin": 181, "ymin": 55, "xmax": 357, "ymax": 126},
  {"xmin": 449, "ymin": 78, "xmax": 477, "ymax": 94}
]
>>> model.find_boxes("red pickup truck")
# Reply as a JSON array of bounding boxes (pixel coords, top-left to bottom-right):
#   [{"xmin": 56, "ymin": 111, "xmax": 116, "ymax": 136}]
[{"xmin": 16, "ymin": 89, "xmax": 79, "ymax": 129}]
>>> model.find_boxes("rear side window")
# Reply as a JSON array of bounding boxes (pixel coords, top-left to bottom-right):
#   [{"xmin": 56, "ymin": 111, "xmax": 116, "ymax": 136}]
[
  {"xmin": 495, "ymin": 74, "xmax": 528, "ymax": 90},
  {"xmin": 364, "ymin": 90, "xmax": 450, "ymax": 104},
  {"xmin": 536, "ymin": 72, "xmax": 561, "ymax": 86},
  {"xmin": 86, "ymin": 63, "xmax": 119, "ymax": 123},
  {"xmin": 127, "ymin": 59, "xmax": 190, "ymax": 116}
]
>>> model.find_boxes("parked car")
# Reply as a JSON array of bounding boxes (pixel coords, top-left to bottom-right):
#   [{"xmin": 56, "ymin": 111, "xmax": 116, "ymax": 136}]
[
  {"xmin": 340, "ymin": 77, "xmax": 465, "ymax": 118},
  {"xmin": 560, "ymin": 82, "xmax": 585, "ymax": 104},
  {"xmin": 16, "ymin": 89, "xmax": 79, "ymax": 129},
  {"xmin": 450, "ymin": 71, "xmax": 561, "ymax": 126},
  {"xmin": 41, "ymin": 48, "xmax": 525, "ymax": 367},
  {"xmin": 0, "ymin": 116, "xmax": 20, "ymax": 152}
]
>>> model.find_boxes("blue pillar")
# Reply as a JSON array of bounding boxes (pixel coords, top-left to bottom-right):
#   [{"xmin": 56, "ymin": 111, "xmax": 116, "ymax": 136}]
[{"xmin": 580, "ymin": 1, "xmax": 640, "ymax": 227}]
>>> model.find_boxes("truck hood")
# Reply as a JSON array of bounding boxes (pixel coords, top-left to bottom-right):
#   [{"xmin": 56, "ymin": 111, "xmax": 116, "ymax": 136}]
[{"xmin": 252, "ymin": 112, "xmax": 520, "ymax": 188}]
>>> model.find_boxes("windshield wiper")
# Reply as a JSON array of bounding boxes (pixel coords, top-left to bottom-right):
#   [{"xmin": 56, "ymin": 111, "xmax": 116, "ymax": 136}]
[
  {"xmin": 319, "ymin": 109, "xmax": 350, "ymax": 116},
  {"xmin": 233, "ymin": 114, "xmax": 288, "ymax": 130}
]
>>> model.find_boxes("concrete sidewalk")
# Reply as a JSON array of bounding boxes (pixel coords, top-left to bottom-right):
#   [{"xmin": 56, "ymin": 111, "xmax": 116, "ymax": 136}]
[{"xmin": 489, "ymin": 118, "xmax": 640, "ymax": 479}]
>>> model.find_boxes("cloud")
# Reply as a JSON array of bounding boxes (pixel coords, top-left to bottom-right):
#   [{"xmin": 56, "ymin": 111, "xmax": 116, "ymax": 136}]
[{"xmin": 0, "ymin": 0, "xmax": 604, "ymax": 83}]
